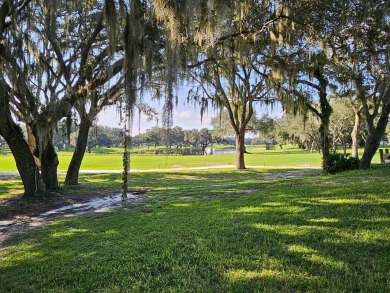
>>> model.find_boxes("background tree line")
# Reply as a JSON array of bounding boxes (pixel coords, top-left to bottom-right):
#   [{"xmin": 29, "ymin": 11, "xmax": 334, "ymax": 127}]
[{"xmin": 37, "ymin": 104, "xmax": 390, "ymax": 156}]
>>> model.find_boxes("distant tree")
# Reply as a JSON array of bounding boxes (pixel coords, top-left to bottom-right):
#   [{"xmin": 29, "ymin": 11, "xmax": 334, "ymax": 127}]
[
  {"xmin": 184, "ymin": 129, "xmax": 200, "ymax": 147},
  {"xmin": 143, "ymin": 127, "xmax": 163, "ymax": 148},
  {"xmin": 188, "ymin": 1, "xmax": 280, "ymax": 169},
  {"xmin": 199, "ymin": 128, "xmax": 212, "ymax": 155},
  {"xmin": 275, "ymin": 113, "xmax": 321, "ymax": 153},
  {"xmin": 329, "ymin": 99, "xmax": 354, "ymax": 154},
  {"xmin": 52, "ymin": 120, "xmax": 73, "ymax": 150},
  {"xmin": 169, "ymin": 126, "xmax": 185, "ymax": 151},
  {"xmin": 210, "ymin": 111, "xmax": 236, "ymax": 141},
  {"xmin": 210, "ymin": 110, "xmax": 258, "ymax": 144},
  {"xmin": 253, "ymin": 114, "xmax": 277, "ymax": 144}
]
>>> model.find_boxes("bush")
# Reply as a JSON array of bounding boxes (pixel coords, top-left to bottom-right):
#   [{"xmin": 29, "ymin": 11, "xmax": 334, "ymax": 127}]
[
  {"xmin": 325, "ymin": 153, "xmax": 359, "ymax": 174},
  {"xmin": 182, "ymin": 147, "xmax": 202, "ymax": 155}
]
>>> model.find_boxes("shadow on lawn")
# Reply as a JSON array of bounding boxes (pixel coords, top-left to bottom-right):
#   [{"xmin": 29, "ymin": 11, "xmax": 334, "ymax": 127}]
[
  {"xmin": 248, "ymin": 150, "xmax": 320, "ymax": 156},
  {"xmin": 1, "ymin": 169, "xmax": 390, "ymax": 292},
  {"xmin": 0, "ymin": 177, "xmax": 24, "ymax": 197}
]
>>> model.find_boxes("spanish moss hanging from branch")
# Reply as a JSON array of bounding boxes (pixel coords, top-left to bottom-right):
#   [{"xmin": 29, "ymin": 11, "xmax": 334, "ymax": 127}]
[
  {"xmin": 121, "ymin": 104, "xmax": 132, "ymax": 203},
  {"xmin": 121, "ymin": 0, "xmax": 144, "ymax": 201}
]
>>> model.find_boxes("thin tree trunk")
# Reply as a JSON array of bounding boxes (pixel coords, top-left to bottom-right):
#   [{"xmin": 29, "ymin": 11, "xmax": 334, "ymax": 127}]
[
  {"xmin": 332, "ymin": 137, "xmax": 337, "ymax": 153},
  {"xmin": 351, "ymin": 108, "xmax": 362, "ymax": 158},
  {"xmin": 65, "ymin": 117, "xmax": 91, "ymax": 185},
  {"xmin": 343, "ymin": 138, "xmax": 347, "ymax": 156},
  {"xmin": 201, "ymin": 143, "xmax": 206, "ymax": 155},
  {"xmin": 320, "ymin": 122, "xmax": 331, "ymax": 173},
  {"xmin": 0, "ymin": 95, "xmax": 45, "ymax": 197},
  {"xmin": 235, "ymin": 131, "xmax": 246, "ymax": 169}
]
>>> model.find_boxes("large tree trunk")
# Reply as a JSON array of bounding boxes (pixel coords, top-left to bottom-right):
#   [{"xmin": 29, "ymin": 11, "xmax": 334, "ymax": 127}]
[
  {"xmin": 27, "ymin": 125, "xmax": 60, "ymax": 191},
  {"xmin": 40, "ymin": 140, "xmax": 59, "ymax": 191},
  {"xmin": 0, "ymin": 95, "xmax": 45, "ymax": 197},
  {"xmin": 359, "ymin": 112, "xmax": 389, "ymax": 169},
  {"xmin": 65, "ymin": 117, "xmax": 91, "ymax": 185},
  {"xmin": 351, "ymin": 107, "xmax": 362, "ymax": 158},
  {"xmin": 314, "ymin": 68, "xmax": 332, "ymax": 174},
  {"xmin": 235, "ymin": 131, "xmax": 246, "ymax": 169},
  {"xmin": 317, "ymin": 99, "xmax": 332, "ymax": 173}
]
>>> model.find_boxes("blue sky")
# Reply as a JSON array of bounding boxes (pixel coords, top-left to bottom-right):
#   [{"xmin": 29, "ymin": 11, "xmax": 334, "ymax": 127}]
[
  {"xmin": 97, "ymin": 102, "xmax": 215, "ymax": 134},
  {"xmin": 97, "ymin": 93, "xmax": 283, "ymax": 134}
]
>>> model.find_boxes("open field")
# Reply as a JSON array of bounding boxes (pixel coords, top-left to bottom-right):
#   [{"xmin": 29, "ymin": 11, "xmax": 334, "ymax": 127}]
[
  {"xmin": 1, "ymin": 144, "xmax": 386, "ymax": 172},
  {"xmin": 1, "ymin": 164, "xmax": 390, "ymax": 292},
  {"xmin": 2, "ymin": 144, "xmax": 382, "ymax": 172}
]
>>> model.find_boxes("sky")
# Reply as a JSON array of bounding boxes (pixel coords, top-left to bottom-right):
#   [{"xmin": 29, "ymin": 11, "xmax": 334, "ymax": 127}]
[
  {"xmin": 96, "ymin": 89, "xmax": 283, "ymax": 135},
  {"xmin": 96, "ymin": 102, "xmax": 215, "ymax": 135}
]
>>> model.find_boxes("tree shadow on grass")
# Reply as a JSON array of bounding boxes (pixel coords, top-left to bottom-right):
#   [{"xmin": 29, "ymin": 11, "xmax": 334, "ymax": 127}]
[
  {"xmin": 1, "ymin": 169, "xmax": 390, "ymax": 291},
  {"xmin": 249, "ymin": 150, "xmax": 319, "ymax": 156},
  {"xmin": 2, "ymin": 193, "xmax": 390, "ymax": 291}
]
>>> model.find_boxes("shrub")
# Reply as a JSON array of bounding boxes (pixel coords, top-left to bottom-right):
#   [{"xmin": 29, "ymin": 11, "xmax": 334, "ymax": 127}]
[{"xmin": 325, "ymin": 153, "xmax": 360, "ymax": 174}]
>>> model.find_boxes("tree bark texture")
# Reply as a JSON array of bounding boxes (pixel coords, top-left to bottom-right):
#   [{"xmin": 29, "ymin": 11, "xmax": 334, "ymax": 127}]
[
  {"xmin": 314, "ymin": 67, "xmax": 332, "ymax": 174},
  {"xmin": 235, "ymin": 131, "xmax": 246, "ymax": 169},
  {"xmin": 65, "ymin": 117, "xmax": 91, "ymax": 185},
  {"xmin": 320, "ymin": 121, "xmax": 331, "ymax": 173},
  {"xmin": 351, "ymin": 107, "xmax": 362, "ymax": 158},
  {"xmin": 359, "ymin": 112, "xmax": 389, "ymax": 169},
  {"xmin": 0, "ymin": 95, "xmax": 45, "ymax": 197},
  {"xmin": 40, "ymin": 140, "xmax": 59, "ymax": 191}
]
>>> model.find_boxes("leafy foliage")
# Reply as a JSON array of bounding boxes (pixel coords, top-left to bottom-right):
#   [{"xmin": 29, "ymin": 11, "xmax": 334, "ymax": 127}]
[{"xmin": 326, "ymin": 153, "xmax": 360, "ymax": 174}]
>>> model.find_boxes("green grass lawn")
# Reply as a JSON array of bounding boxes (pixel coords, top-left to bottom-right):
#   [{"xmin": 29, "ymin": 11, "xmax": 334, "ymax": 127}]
[
  {"xmin": 1, "ymin": 144, "xmax": 386, "ymax": 172},
  {"xmin": 1, "ymin": 166, "xmax": 390, "ymax": 292},
  {"xmin": 0, "ymin": 145, "xmax": 325, "ymax": 171}
]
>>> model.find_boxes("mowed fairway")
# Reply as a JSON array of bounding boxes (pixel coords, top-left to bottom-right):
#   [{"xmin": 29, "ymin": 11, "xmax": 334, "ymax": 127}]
[
  {"xmin": 1, "ymin": 145, "xmax": 384, "ymax": 172},
  {"xmin": 0, "ymin": 145, "xmax": 325, "ymax": 171},
  {"xmin": 1, "ymin": 146, "xmax": 389, "ymax": 292}
]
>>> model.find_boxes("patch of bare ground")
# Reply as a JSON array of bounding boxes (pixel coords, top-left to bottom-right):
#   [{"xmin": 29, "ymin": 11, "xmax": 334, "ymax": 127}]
[{"xmin": 0, "ymin": 187, "xmax": 146, "ymax": 244}]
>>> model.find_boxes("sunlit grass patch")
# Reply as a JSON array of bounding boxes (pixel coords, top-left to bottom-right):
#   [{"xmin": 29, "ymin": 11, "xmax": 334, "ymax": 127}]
[
  {"xmin": 318, "ymin": 198, "xmax": 370, "ymax": 204},
  {"xmin": 171, "ymin": 203, "xmax": 192, "ymax": 207},
  {"xmin": 224, "ymin": 268, "xmax": 287, "ymax": 281},
  {"xmin": 50, "ymin": 228, "xmax": 89, "ymax": 238},
  {"xmin": 163, "ymin": 174, "xmax": 207, "ymax": 181},
  {"xmin": 0, "ymin": 178, "xmax": 24, "ymax": 200},
  {"xmin": 287, "ymin": 244, "xmax": 347, "ymax": 269},
  {"xmin": 252, "ymin": 223, "xmax": 330, "ymax": 236},
  {"xmin": 308, "ymin": 217, "xmax": 340, "ymax": 223},
  {"xmin": 232, "ymin": 205, "xmax": 307, "ymax": 216}
]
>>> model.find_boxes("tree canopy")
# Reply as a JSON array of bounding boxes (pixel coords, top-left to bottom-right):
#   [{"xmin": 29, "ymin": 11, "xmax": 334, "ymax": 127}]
[{"xmin": 1, "ymin": 0, "xmax": 389, "ymax": 196}]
